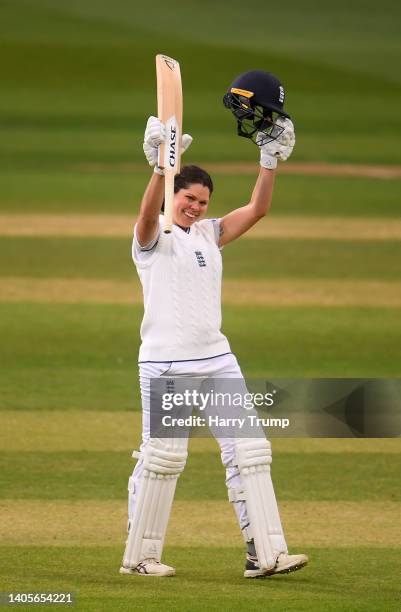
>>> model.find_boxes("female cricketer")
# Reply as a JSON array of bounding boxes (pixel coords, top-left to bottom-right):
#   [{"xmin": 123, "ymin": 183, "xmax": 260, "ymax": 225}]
[{"xmin": 120, "ymin": 71, "xmax": 308, "ymax": 578}]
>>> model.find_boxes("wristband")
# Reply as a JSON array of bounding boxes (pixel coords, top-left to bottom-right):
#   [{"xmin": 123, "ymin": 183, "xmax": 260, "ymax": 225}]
[{"xmin": 260, "ymin": 154, "xmax": 277, "ymax": 170}]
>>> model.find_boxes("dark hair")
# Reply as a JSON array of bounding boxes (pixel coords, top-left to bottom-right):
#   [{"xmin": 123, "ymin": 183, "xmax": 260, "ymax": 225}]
[
  {"xmin": 161, "ymin": 165, "xmax": 213, "ymax": 212},
  {"xmin": 174, "ymin": 165, "xmax": 213, "ymax": 195}
]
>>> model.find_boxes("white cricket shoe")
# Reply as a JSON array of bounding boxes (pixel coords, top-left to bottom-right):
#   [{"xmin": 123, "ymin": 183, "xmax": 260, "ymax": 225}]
[
  {"xmin": 244, "ymin": 552, "xmax": 308, "ymax": 578},
  {"xmin": 120, "ymin": 558, "xmax": 175, "ymax": 577}
]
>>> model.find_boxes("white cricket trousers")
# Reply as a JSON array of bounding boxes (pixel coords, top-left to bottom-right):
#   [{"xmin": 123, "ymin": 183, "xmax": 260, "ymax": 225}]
[{"xmin": 127, "ymin": 352, "xmax": 254, "ymax": 538}]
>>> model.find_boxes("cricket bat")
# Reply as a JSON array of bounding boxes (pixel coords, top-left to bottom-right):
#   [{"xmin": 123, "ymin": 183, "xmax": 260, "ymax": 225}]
[{"xmin": 156, "ymin": 54, "xmax": 183, "ymax": 234}]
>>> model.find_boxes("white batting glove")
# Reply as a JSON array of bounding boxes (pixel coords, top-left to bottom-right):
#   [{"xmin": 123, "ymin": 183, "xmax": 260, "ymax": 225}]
[
  {"xmin": 143, "ymin": 116, "xmax": 165, "ymax": 174},
  {"xmin": 143, "ymin": 116, "xmax": 193, "ymax": 175},
  {"xmin": 181, "ymin": 133, "xmax": 193, "ymax": 153},
  {"xmin": 259, "ymin": 117, "xmax": 296, "ymax": 170}
]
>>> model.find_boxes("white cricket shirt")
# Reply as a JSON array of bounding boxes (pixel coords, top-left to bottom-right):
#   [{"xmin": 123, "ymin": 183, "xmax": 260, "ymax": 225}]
[{"xmin": 132, "ymin": 215, "xmax": 231, "ymax": 362}]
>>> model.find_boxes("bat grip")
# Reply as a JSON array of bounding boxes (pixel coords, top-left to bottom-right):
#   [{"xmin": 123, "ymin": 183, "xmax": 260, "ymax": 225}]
[{"xmin": 163, "ymin": 172, "xmax": 175, "ymax": 234}]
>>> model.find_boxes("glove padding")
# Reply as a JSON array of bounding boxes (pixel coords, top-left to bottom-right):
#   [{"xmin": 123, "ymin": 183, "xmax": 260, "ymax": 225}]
[
  {"xmin": 259, "ymin": 117, "xmax": 295, "ymax": 170},
  {"xmin": 143, "ymin": 116, "xmax": 192, "ymax": 174}
]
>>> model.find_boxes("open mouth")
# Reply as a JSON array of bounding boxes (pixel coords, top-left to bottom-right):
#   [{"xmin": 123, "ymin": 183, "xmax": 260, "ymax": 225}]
[{"xmin": 183, "ymin": 210, "xmax": 198, "ymax": 219}]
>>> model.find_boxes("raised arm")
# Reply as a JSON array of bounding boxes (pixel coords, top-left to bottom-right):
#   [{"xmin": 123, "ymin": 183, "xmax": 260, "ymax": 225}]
[
  {"xmin": 136, "ymin": 116, "xmax": 192, "ymax": 246},
  {"xmin": 136, "ymin": 172, "xmax": 165, "ymax": 247},
  {"xmin": 219, "ymin": 117, "xmax": 295, "ymax": 247},
  {"xmin": 136, "ymin": 117, "xmax": 165, "ymax": 246},
  {"xmin": 219, "ymin": 167, "xmax": 276, "ymax": 246}
]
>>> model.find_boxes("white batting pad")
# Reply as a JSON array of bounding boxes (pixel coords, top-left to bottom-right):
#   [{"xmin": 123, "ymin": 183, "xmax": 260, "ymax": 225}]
[
  {"xmin": 122, "ymin": 437, "xmax": 188, "ymax": 569},
  {"xmin": 234, "ymin": 438, "xmax": 287, "ymax": 570}
]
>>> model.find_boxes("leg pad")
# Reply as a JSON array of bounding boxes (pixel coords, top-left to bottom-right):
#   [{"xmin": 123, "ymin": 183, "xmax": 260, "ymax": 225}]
[
  {"xmin": 123, "ymin": 438, "xmax": 188, "ymax": 569},
  {"xmin": 233, "ymin": 438, "xmax": 287, "ymax": 570}
]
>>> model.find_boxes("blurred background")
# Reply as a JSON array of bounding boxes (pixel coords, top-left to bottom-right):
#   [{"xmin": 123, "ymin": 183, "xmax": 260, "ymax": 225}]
[
  {"xmin": 1, "ymin": 0, "xmax": 400, "ymax": 411},
  {"xmin": 1, "ymin": 2, "xmax": 400, "ymax": 608}
]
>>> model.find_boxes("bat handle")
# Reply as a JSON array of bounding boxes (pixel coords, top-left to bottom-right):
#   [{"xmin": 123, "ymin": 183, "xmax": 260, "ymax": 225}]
[{"xmin": 163, "ymin": 172, "xmax": 174, "ymax": 234}]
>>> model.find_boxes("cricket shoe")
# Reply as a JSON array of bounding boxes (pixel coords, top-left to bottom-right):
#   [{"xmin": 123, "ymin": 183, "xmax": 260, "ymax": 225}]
[
  {"xmin": 120, "ymin": 559, "xmax": 175, "ymax": 577},
  {"xmin": 244, "ymin": 552, "xmax": 308, "ymax": 578}
]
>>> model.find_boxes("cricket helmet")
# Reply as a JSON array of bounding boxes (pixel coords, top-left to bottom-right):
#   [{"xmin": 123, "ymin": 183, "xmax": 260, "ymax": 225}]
[{"xmin": 223, "ymin": 70, "xmax": 290, "ymax": 146}]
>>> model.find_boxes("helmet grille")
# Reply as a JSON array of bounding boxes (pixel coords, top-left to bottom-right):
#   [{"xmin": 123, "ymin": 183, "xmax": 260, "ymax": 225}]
[{"xmin": 224, "ymin": 92, "xmax": 284, "ymax": 146}]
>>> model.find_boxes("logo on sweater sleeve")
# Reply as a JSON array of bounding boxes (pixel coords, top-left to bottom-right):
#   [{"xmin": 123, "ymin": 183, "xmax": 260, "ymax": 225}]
[{"xmin": 195, "ymin": 251, "xmax": 206, "ymax": 267}]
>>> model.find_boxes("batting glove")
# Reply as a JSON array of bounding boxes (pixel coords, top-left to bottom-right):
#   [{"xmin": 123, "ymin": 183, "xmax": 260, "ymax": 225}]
[
  {"xmin": 259, "ymin": 117, "xmax": 296, "ymax": 170},
  {"xmin": 143, "ymin": 116, "xmax": 193, "ymax": 175}
]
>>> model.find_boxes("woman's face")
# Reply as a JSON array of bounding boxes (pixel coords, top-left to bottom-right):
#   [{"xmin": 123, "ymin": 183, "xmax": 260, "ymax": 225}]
[{"xmin": 173, "ymin": 183, "xmax": 210, "ymax": 228}]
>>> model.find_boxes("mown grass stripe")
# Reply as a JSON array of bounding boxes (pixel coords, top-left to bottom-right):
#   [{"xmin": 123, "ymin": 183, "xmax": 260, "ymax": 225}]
[
  {"xmin": 0, "ymin": 499, "xmax": 399, "ymax": 548},
  {"xmin": 1, "ymin": 451, "xmax": 399, "ymax": 501},
  {"xmin": 65, "ymin": 162, "xmax": 401, "ymax": 179},
  {"xmin": 0, "ymin": 546, "xmax": 399, "ymax": 611},
  {"xmin": 2, "ymin": 214, "xmax": 401, "ymax": 239},
  {"xmin": 2, "ymin": 237, "xmax": 400, "ymax": 281},
  {"xmin": 2, "ymin": 277, "xmax": 401, "ymax": 306},
  {"xmin": 1, "ymin": 304, "xmax": 401, "ymax": 410},
  {"xmin": 2, "ymin": 173, "xmax": 400, "ymax": 219},
  {"xmin": 1, "ymin": 411, "xmax": 400, "ymax": 453}
]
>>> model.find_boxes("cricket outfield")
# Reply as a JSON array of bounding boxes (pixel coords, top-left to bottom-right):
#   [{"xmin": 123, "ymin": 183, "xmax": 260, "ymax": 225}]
[{"xmin": 1, "ymin": 0, "xmax": 400, "ymax": 610}]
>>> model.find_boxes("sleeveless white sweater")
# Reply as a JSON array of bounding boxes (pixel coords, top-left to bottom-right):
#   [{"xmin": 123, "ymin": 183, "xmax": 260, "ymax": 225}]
[{"xmin": 132, "ymin": 216, "xmax": 230, "ymax": 362}]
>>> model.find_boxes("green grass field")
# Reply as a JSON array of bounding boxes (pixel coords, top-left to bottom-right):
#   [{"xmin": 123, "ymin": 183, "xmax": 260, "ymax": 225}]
[{"xmin": 1, "ymin": 1, "xmax": 401, "ymax": 610}]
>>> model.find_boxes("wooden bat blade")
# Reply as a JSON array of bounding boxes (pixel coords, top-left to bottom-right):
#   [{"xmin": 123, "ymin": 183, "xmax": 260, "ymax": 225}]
[
  {"xmin": 156, "ymin": 54, "xmax": 183, "ymax": 233},
  {"xmin": 156, "ymin": 54, "xmax": 183, "ymax": 173}
]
